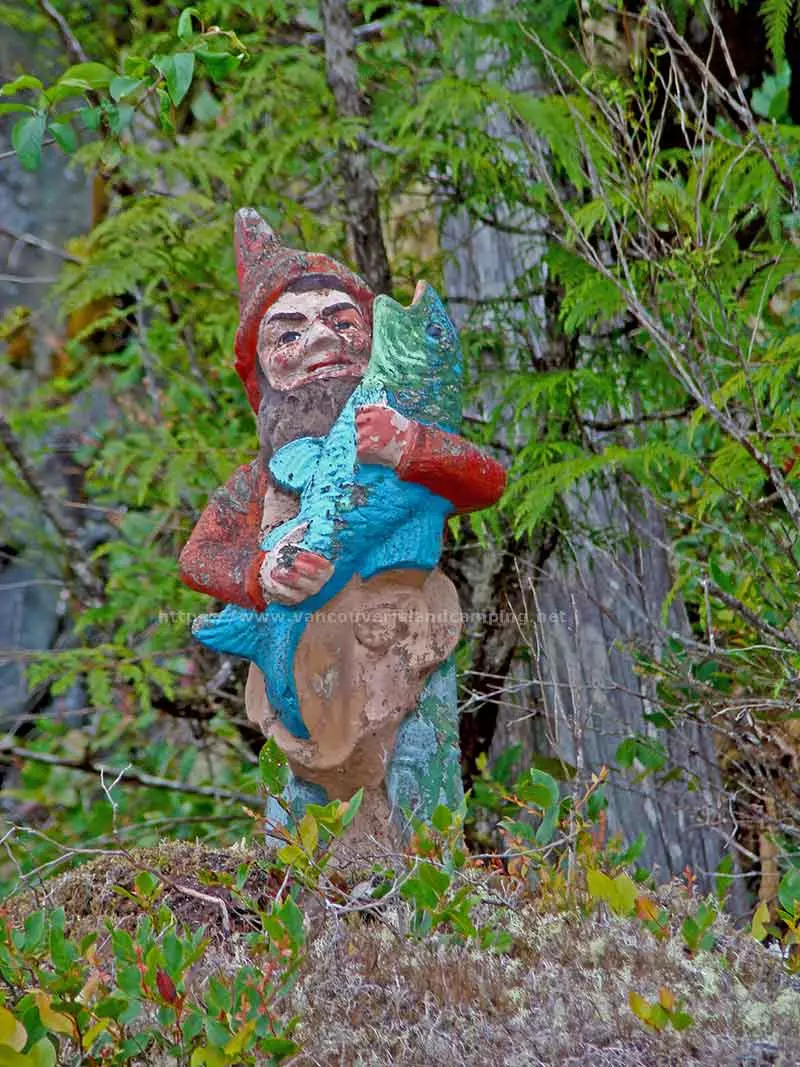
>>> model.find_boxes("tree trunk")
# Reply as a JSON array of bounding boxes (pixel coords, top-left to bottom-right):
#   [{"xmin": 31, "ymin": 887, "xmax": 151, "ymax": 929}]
[{"xmin": 439, "ymin": 0, "xmax": 736, "ymax": 902}]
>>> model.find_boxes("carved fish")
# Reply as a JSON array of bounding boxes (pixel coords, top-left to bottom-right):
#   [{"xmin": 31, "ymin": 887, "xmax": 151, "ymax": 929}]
[{"xmin": 192, "ymin": 282, "xmax": 462, "ymax": 738}]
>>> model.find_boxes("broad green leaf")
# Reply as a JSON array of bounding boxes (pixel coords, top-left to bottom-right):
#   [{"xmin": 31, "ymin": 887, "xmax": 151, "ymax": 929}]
[
  {"xmin": 417, "ymin": 862, "xmax": 450, "ymax": 896},
  {"xmin": 11, "ymin": 113, "xmax": 46, "ymax": 170},
  {"xmin": 224, "ymin": 1019, "xmax": 256, "ymax": 1055},
  {"xmin": 751, "ymin": 900, "xmax": 770, "ymax": 941},
  {"xmin": 259, "ymin": 1036, "xmax": 300, "ymax": 1059},
  {"xmin": 0, "ymin": 1009, "xmax": 25, "ymax": 1052},
  {"xmin": 259, "ymin": 738, "xmax": 289, "ymax": 794},
  {"xmin": 341, "ymin": 787, "xmax": 363, "ymax": 829},
  {"xmin": 431, "ymin": 804, "xmax": 452, "ymax": 832},
  {"xmin": 154, "ymin": 52, "xmax": 195, "ymax": 106},
  {"xmin": 58, "ymin": 62, "xmax": 115, "ymax": 90},
  {"xmin": 0, "ymin": 1047, "xmax": 29, "ymax": 1067},
  {"xmin": 49, "ymin": 121, "xmax": 77, "ymax": 155},
  {"xmin": 1, "ymin": 75, "xmax": 42, "ymax": 96},
  {"xmin": 28, "ymin": 1039, "xmax": 56, "ymax": 1067},
  {"xmin": 177, "ymin": 7, "xmax": 201, "ymax": 40},
  {"xmin": 196, "ymin": 50, "xmax": 241, "ymax": 84},
  {"xmin": 298, "ymin": 812, "xmax": 318, "ymax": 854},
  {"xmin": 778, "ymin": 867, "xmax": 800, "ymax": 916},
  {"xmin": 109, "ymin": 76, "xmax": 144, "ymax": 102}
]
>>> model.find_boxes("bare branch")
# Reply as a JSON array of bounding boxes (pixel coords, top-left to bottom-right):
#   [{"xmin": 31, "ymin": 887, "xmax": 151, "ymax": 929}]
[
  {"xmin": 38, "ymin": 0, "xmax": 88, "ymax": 64},
  {"xmin": 0, "ymin": 741, "xmax": 265, "ymax": 808}
]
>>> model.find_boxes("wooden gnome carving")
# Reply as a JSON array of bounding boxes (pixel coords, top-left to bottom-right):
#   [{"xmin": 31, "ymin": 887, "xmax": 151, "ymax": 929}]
[{"xmin": 179, "ymin": 209, "xmax": 506, "ymax": 844}]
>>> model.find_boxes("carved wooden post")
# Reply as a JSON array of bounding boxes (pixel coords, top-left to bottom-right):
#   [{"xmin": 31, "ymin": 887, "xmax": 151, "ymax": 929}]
[{"xmin": 179, "ymin": 210, "xmax": 506, "ymax": 848}]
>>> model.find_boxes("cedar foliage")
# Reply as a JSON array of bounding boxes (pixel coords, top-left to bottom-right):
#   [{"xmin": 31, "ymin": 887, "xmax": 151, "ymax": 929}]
[{"xmin": 0, "ymin": 0, "xmax": 798, "ymax": 912}]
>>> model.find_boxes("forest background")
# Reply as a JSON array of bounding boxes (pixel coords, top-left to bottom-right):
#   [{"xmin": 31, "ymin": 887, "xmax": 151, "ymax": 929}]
[{"xmin": 0, "ymin": 0, "xmax": 799, "ymax": 929}]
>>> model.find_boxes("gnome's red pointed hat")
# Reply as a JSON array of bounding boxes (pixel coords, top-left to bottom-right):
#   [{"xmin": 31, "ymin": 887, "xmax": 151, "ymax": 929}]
[{"xmin": 234, "ymin": 208, "xmax": 374, "ymax": 412}]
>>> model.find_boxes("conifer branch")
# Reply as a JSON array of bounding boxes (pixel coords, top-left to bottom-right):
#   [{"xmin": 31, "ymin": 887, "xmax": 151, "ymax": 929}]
[{"xmin": 0, "ymin": 413, "xmax": 103, "ymax": 601}]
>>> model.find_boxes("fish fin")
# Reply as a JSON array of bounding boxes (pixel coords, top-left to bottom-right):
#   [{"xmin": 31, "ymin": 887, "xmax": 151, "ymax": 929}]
[
  {"xmin": 269, "ymin": 437, "xmax": 323, "ymax": 493},
  {"xmin": 193, "ymin": 604, "xmax": 260, "ymax": 660}
]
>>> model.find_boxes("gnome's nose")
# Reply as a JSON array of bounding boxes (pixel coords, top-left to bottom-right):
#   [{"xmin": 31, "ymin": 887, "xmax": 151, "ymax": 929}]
[{"xmin": 303, "ymin": 319, "xmax": 337, "ymax": 355}]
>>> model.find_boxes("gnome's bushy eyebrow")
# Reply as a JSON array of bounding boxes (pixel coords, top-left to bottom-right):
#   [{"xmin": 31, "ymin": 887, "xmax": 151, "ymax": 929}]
[
  {"xmin": 321, "ymin": 301, "xmax": 357, "ymax": 318},
  {"xmin": 266, "ymin": 311, "xmax": 307, "ymax": 325}
]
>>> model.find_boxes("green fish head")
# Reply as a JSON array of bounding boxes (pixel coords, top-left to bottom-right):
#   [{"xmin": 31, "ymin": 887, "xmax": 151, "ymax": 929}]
[{"xmin": 368, "ymin": 281, "xmax": 462, "ymax": 430}]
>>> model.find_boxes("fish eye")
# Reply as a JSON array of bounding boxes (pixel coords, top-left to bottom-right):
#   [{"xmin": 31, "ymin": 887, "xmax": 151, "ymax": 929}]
[
  {"xmin": 279, "ymin": 331, "xmax": 301, "ymax": 345},
  {"xmin": 426, "ymin": 323, "xmax": 444, "ymax": 341}
]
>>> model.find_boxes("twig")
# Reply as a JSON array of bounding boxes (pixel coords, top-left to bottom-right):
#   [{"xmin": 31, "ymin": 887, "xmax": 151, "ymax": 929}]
[
  {"xmin": 0, "ymin": 225, "xmax": 82, "ymax": 263},
  {"xmin": 0, "ymin": 274, "xmax": 59, "ymax": 285},
  {"xmin": 580, "ymin": 405, "xmax": 695, "ymax": 432},
  {"xmin": 0, "ymin": 741, "xmax": 265, "ymax": 808},
  {"xmin": 0, "ymin": 139, "xmax": 55, "ymax": 161},
  {"xmin": 38, "ymin": 0, "xmax": 88, "ymax": 63}
]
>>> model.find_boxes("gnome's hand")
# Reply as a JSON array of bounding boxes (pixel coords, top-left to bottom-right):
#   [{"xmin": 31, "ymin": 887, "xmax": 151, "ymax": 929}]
[
  {"xmin": 260, "ymin": 524, "xmax": 334, "ymax": 605},
  {"xmin": 356, "ymin": 404, "xmax": 413, "ymax": 469}
]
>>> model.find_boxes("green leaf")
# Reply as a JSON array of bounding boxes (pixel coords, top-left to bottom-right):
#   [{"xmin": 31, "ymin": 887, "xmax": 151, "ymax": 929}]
[
  {"xmin": 0, "ymin": 1047, "xmax": 30, "ymax": 1067},
  {"xmin": 58, "ymin": 62, "xmax": 115, "ymax": 91},
  {"xmin": 400, "ymin": 876, "xmax": 438, "ymax": 910},
  {"xmin": 341, "ymin": 787, "xmax": 363, "ymax": 829},
  {"xmin": 778, "ymin": 866, "xmax": 800, "ymax": 916},
  {"xmin": 190, "ymin": 1048, "xmax": 227, "ymax": 1067},
  {"xmin": 1, "ymin": 75, "xmax": 42, "ymax": 96},
  {"xmin": 671, "ymin": 1011, "xmax": 694, "ymax": 1031},
  {"xmin": 195, "ymin": 50, "xmax": 241, "ymax": 84},
  {"xmin": 204, "ymin": 1017, "xmax": 232, "ymax": 1049},
  {"xmin": 259, "ymin": 738, "xmax": 289, "ymax": 794},
  {"xmin": 177, "ymin": 7, "xmax": 201, "ymax": 40},
  {"xmin": 28, "ymin": 1039, "xmax": 56, "ymax": 1067},
  {"xmin": 751, "ymin": 900, "xmax": 770, "ymax": 941},
  {"xmin": 0, "ymin": 1008, "xmax": 26, "ymax": 1052},
  {"xmin": 109, "ymin": 76, "xmax": 144, "ymax": 102},
  {"xmin": 519, "ymin": 768, "xmax": 559, "ymax": 811},
  {"xmin": 153, "ymin": 53, "xmax": 195, "ymax": 106},
  {"xmin": 431, "ymin": 804, "xmax": 452, "ymax": 832},
  {"xmin": 417, "ymin": 862, "xmax": 450, "ymax": 897},
  {"xmin": 23, "ymin": 910, "xmax": 46, "ymax": 951},
  {"xmin": 298, "ymin": 812, "xmax": 318, "ymax": 855},
  {"xmin": 49, "ymin": 121, "xmax": 77, "ymax": 155},
  {"xmin": 0, "ymin": 103, "xmax": 33, "ymax": 115},
  {"xmin": 259, "ymin": 1036, "xmax": 300, "ymax": 1059},
  {"xmin": 11, "ymin": 113, "xmax": 46, "ymax": 171}
]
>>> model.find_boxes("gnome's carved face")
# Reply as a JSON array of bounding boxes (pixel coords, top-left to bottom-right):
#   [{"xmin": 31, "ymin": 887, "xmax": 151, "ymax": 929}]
[
  {"xmin": 256, "ymin": 285, "xmax": 371, "ymax": 391},
  {"xmin": 233, "ymin": 207, "xmax": 374, "ymax": 411}
]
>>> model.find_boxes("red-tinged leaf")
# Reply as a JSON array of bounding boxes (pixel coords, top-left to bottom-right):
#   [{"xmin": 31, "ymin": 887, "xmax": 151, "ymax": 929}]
[{"xmin": 156, "ymin": 969, "xmax": 177, "ymax": 1004}]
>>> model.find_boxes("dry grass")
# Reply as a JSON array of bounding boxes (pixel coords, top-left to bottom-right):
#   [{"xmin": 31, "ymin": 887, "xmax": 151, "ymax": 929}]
[{"xmin": 8, "ymin": 844, "xmax": 800, "ymax": 1066}]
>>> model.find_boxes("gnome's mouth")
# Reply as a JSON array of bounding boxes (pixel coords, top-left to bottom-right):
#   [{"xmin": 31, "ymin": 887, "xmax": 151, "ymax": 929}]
[{"xmin": 303, "ymin": 356, "xmax": 361, "ymax": 379}]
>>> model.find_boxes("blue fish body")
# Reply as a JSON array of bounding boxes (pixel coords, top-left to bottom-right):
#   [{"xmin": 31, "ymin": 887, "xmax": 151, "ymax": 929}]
[{"xmin": 192, "ymin": 284, "xmax": 462, "ymax": 738}]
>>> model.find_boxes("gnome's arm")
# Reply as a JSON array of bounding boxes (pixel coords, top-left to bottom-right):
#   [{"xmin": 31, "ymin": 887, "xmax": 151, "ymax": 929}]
[
  {"xmin": 179, "ymin": 459, "xmax": 269, "ymax": 611},
  {"xmin": 398, "ymin": 423, "xmax": 507, "ymax": 512},
  {"xmin": 356, "ymin": 405, "xmax": 506, "ymax": 513}
]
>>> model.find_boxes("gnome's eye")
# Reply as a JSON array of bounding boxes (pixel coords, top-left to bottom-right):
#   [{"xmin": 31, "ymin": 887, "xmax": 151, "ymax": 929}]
[
  {"xmin": 426, "ymin": 323, "xmax": 444, "ymax": 341},
  {"xmin": 279, "ymin": 331, "xmax": 301, "ymax": 345},
  {"xmin": 333, "ymin": 320, "xmax": 354, "ymax": 332}
]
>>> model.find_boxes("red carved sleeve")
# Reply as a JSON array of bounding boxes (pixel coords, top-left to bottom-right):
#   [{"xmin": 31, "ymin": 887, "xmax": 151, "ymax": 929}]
[
  {"xmin": 179, "ymin": 459, "xmax": 269, "ymax": 611},
  {"xmin": 396, "ymin": 423, "xmax": 507, "ymax": 513}
]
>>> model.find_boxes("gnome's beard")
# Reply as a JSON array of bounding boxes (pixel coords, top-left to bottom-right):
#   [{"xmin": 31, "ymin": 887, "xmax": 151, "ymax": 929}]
[{"xmin": 256, "ymin": 372, "xmax": 361, "ymax": 463}]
